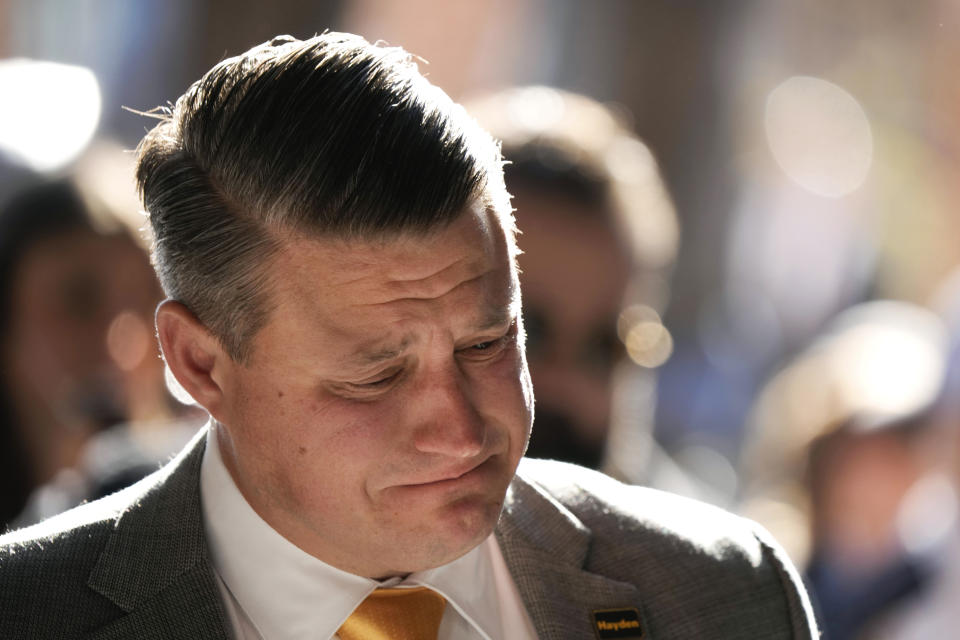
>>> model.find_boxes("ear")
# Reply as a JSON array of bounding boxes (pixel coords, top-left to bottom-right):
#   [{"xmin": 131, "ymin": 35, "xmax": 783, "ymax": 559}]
[{"xmin": 155, "ymin": 300, "xmax": 230, "ymax": 419}]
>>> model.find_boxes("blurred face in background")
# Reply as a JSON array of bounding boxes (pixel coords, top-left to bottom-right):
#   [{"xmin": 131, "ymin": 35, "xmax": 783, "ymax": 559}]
[
  {"xmin": 514, "ymin": 186, "xmax": 632, "ymax": 468},
  {"xmin": 3, "ymin": 228, "xmax": 165, "ymax": 483},
  {"xmin": 808, "ymin": 428, "xmax": 924, "ymax": 570}
]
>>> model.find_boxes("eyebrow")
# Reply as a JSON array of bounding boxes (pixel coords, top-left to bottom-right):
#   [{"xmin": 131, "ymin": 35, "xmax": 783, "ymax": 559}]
[
  {"xmin": 347, "ymin": 305, "xmax": 517, "ymax": 367},
  {"xmin": 477, "ymin": 306, "xmax": 515, "ymax": 332},
  {"xmin": 351, "ymin": 336, "xmax": 413, "ymax": 366}
]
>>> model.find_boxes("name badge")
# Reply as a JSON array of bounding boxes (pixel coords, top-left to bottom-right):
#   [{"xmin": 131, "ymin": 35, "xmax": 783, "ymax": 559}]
[{"xmin": 592, "ymin": 608, "xmax": 645, "ymax": 639}]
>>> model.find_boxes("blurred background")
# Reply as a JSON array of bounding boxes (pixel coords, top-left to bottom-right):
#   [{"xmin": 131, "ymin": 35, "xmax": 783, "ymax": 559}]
[{"xmin": 2, "ymin": 1, "xmax": 960, "ymax": 637}]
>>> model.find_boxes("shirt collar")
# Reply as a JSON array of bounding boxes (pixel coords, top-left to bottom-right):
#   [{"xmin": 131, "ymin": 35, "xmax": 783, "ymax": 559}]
[
  {"xmin": 407, "ymin": 536, "xmax": 502, "ymax": 639},
  {"xmin": 200, "ymin": 423, "xmax": 502, "ymax": 640}
]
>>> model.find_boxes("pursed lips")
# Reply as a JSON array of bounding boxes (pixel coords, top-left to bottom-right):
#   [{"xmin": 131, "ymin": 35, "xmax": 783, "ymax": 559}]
[{"xmin": 393, "ymin": 454, "xmax": 497, "ymax": 489}]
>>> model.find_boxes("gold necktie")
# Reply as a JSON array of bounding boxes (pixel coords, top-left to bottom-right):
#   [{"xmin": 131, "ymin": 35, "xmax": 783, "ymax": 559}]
[{"xmin": 337, "ymin": 586, "xmax": 447, "ymax": 640}]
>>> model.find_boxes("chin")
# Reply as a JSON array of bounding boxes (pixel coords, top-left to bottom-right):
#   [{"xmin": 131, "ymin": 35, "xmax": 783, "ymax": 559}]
[
  {"xmin": 445, "ymin": 496, "xmax": 502, "ymax": 545},
  {"xmin": 400, "ymin": 498, "xmax": 502, "ymax": 573}
]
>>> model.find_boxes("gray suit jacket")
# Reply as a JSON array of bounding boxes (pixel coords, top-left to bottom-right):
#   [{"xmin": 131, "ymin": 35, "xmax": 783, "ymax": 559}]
[{"xmin": 0, "ymin": 429, "xmax": 817, "ymax": 639}]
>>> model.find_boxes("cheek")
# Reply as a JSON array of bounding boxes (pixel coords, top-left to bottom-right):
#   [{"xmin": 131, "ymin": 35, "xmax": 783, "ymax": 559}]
[
  {"xmin": 478, "ymin": 350, "xmax": 535, "ymax": 441},
  {"xmin": 281, "ymin": 402, "xmax": 409, "ymax": 523},
  {"xmin": 248, "ymin": 389, "xmax": 399, "ymax": 490},
  {"xmin": 225, "ymin": 379, "xmax": 317, "ymax": 494}
]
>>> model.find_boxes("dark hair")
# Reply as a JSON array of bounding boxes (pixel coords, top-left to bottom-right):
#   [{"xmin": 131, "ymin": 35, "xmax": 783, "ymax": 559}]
[{"xmin": 136, "ymin": 33, "xmax": 507, "ymax": 363}]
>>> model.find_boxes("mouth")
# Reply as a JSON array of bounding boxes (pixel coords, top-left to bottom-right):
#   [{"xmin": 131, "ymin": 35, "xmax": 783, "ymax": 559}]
[{"xmin": 397, "ymin": 454, "xmax": 498, "ymax": 489}]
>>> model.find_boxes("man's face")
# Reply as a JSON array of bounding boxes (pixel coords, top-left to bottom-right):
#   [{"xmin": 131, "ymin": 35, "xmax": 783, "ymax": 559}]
[{"xmin": 212, "ymin": 204, "xmax": 533, "ymax": 578}]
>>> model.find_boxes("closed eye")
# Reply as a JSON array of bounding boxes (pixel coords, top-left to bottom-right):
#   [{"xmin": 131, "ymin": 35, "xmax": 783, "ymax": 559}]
[
  {"xmin": 458, "ymin": 321, "xmax": 518, "ymax": 359},
  {"xmin": 354, "ymin": 370, "xmax": 400, "ymax": 388},
  {"xmin": 342, "ymin": 368, "xmax": 403, "ymax": 393}
]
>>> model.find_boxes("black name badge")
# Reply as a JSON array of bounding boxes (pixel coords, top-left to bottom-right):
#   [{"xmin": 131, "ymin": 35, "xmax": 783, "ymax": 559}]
[{"xmin": 592, "ymin": 608, "xmax": 644, "ymax": 639}]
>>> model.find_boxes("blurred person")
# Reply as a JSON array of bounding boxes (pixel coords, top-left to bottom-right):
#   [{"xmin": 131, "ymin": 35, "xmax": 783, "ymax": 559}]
[
  {"xmin": 0, "ymin": 174, "xmax": 190, "ymax": 528},
  {"xmin": 0, "ymin": 34, "xmax": 816, "ymax": 638},
  {"xmin": 857, "ymin": 269, "xmax": 960, "ymax": 639},
  {"xmin": 740, "ymin": 300, "xmax": 950, "ymax": 639},
  {"xmin": 805, "ymin": 412, "xmax": 950, "ymax": 640},
  {"xmin": 465, "ymin": 87, "xmax": 686, "ymax": 487}
]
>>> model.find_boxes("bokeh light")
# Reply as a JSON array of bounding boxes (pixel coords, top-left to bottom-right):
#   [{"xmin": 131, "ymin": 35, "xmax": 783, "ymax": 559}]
[
  {"xmin": 765, "ymin": 76, "xmax": 873, "ymax": 198},
  {"xmin": 0, "ymin": 59, "xmax": 101, "ymax": 172},
  {"xmin": 618, "ymin": 304, "xmax": 674, "ymax": 368}
]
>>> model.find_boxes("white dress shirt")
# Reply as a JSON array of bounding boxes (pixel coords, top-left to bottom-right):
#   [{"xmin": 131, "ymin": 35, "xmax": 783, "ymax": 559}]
[{"xmin": 200, "ymin": 427, "xmax": 538, "ymax": 640}]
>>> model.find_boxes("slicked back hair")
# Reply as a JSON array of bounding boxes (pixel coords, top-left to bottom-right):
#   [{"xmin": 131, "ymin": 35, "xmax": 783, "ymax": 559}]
[{"xmin": 136, "ymin": 33, "xmax": 508, "ymax": 363}]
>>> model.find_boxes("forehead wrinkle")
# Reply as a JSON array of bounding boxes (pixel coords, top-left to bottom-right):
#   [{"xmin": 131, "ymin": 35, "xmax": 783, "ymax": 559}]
[
  {"xmin": 379, "ymin": 254, "xmax": 489, "ymax": 301},
  {"xmin": 341, "ymin": 268, "xmax": 517, "ymax": 370}
]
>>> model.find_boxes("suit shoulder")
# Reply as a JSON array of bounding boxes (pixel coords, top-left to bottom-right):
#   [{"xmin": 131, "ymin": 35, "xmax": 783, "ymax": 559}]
[
  {"xmin": 517, "ymin": 458, "xmax": 758, "ymax": 555},
  {"xmin": 0, "ymin": 469, "xmax": 161, "ymax": 582},
  {"xmin": 1, "ymin": 426, "xmax": 202, "ymax": 562},
  {"xmin": 1, "ymin": 462, "xmax": 161, "ymax": 553},
  {"xmin": 0, "ymin": 469, "xmax": 162, "ymax": 629},
  {"xmin": 515, "ymin": 458, "xmax": 818, "ymax": 636},
  {"xmin": 0, "ymin": 429, "xmax": 207, "ymax": 637}
]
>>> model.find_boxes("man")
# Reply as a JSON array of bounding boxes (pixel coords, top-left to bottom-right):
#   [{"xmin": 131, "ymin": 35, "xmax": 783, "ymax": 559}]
[{"xmin": 0, "ymin": 33, "xmax": 817, "ymax": 639}]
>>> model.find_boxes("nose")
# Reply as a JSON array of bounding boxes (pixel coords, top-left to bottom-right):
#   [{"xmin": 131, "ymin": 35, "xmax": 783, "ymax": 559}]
[{"xmin": 412, "ymin": 368, "xmax": 486, "ymax": 458}]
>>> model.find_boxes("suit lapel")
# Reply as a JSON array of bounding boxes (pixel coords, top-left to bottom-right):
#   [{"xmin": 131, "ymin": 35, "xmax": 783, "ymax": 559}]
[
  {"xmin": 496, "ymin": 467, "xmax": 651, "ymax": 640},
  {"xmin": 85, "ymin": 428, "xmax": 229, "ymax": 639},
  {"xmin": 84, "ymin": 564, "xmax": 228, "ymax": 640}
]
